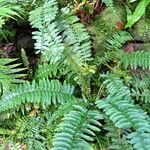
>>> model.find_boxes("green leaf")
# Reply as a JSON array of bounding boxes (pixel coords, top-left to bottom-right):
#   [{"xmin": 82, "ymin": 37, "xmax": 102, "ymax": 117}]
[{"xmin": 125, "ymin": 0, "xmax": 150, "ymax": 28}]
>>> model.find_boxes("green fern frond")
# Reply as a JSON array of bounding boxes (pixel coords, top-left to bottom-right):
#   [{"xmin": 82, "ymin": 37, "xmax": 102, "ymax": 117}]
[
  {"xmin": 58, "ymin": 11, "xmax": 92, "ymax": 61},
  {"xmin": 0, "ymin": 79, "xmax": 75, "ymax": 115},
  {"xmin": 0, "ymin": 58, "xmax": 27, "ymax": 93},
  {"xmin": 94, "ymin": 49, "xmax": 121, "ymax": 66},
  {"xmin": 96, "ymin": 75, "xmax": 150, "ymax": 150},
  {"xmin": 29, "ymin": 0, "xmax": 64, "ymax": 63},
  {"xmin": 51, "ymin": 105, "xmax": 103, "ymax": 150},
  {"xmin": 48, "ymin": 100, "xmax": 86, "ymax": 125},
  {"xmin": 122, "ymin": 51, "xmax": 150, "ymax": 69},
  {"xmin": 94, "ymin": 31, "xmax": 132, "ymax": 66},
  {"xmin": 131, "ymin": 73, "xmax": 150, "ymax": 103},
  {"xmin": 107, "ymin": 31, "xmax": 133, "ymax": 50},
  {"xmin": 104, "ymin": 122, "xmax": 132, "ymax": 150}
]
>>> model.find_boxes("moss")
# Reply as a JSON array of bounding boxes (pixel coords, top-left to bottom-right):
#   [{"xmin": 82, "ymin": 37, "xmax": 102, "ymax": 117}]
[
  {"xmin": 131, "ymin": 18, "xmax": 150, "ymax": 42},
  {"xmin": 87, "ymin": 5, "xmax": 126, "ymax": 56}
]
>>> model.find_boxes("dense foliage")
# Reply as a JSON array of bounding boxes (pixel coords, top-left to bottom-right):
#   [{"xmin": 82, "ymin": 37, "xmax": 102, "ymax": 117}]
[{"xmin": 0, "ymin": 0, "xmax": 150, "ymax": 150}]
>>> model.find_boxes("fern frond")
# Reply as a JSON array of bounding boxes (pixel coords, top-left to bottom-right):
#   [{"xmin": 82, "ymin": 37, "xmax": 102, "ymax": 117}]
[
  {"xmin": 96, "ymin": 75, "xmax": 150, "ymax": 150},
  {"xmin": 59, "ymin": 11, "xmax": 92, "ymax": 61},
  {"xmin": 131, "ymin": 73, "xmax": 150, "ymax": 103},
  {"xmin": 94, "ymin": 31, "xmax": 132, "ymax": 66},
  {"xmin": 122, "ymin": 51, "xmax": 150, "ymax": 69},
  {"xmin": 0, "ymin": 79, "xmax": 75, "ymax": 115},
  {"xmin": 29, "ymin": 0, "xmax": 64, "ymax": 63},
  {"xmin": 51, "ymin": 105, "xmax": 103, "ymax": 150},
  {"xmin": 94, "ymin": 49, "xmax": 121, "ymax": 66},
  {"xmin": 107, "ymin": 31, "xmax": 133, "ymax": 50},
  {"xmin": 104, "ymin": 122, "xmax": 132, "ymax": 150},
  {"xmin": 48, "ymin": 100, "xmax": 86, "ymax": 125},
  {"xmin": 0, "ymin": 58, "xmax": 27, "ymax": 93}
]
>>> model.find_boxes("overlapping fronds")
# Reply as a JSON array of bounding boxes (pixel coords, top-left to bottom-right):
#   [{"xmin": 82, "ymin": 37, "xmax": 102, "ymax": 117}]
[
  {"xmin": 51, "ymin": 105, "xmax": 103, "ymax": 150},
  {"xmin": 96, "ymin": 75, "xmax": 150, "ymax": 150},
  {"xmin": 0, "ymin": 0, "xmax": 22, "ymax": 28},
  {"xmin": 0, "ymin": 79, "xmax": 75, "ymax": 114},
  {"xmin": 94, "ymin": 49, "xmax": 121, "ymax": 66},
  {"xmin": 104, "ymin": 122, "xmax": 132, "ymax": 150},
  {"xmin": 122, "ymin": 51, "xmax": 150, "ymax": 69},
  {"xmin": 29, "ymin": 0, "xmax": 92, "ymax": 63}
]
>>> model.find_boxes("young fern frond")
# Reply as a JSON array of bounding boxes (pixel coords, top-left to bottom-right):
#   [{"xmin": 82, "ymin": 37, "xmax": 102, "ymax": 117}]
[
  {"xmin": 96, "ymin": 75, "xmax": 150, "ymax": 150},
  {"xmin": 51, "ymin": 105, "xmax": 103, "ymax": 150},
  {"xmin": 122, "ymin": 51, "xmax": 150, "ymax": 69},
  {"xmin": 0, "ymin": 79, "xmax": 75, "ymax": 115}
]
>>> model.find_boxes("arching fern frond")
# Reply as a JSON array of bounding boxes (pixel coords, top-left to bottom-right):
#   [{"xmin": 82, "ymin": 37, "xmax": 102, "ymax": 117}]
[
  {"xmin": 48, "ymin": 100, "xmax": 86, "ymax": 125},
  {"xmin": 96, "ymin": 75, "xmax": 150, "ymax": 150},
  {"xmin": 0, "ymin": 58, "xmax": 27, "ymax": 93},
  {"xmin": 107, "ymin": 31, "xmax": 133, "ymax": 50},
  {"xmin": 94, "ymin": 49, "xmax": 121, "ymax": 66},
  {"xmin": 51, "ymin": 105, "xmax": 103, "ymax": 150},
  {"xmin": 104, "ymin": 121, "xmax": 132, "ymax": 150},
  {"xmin": 29, "ymin": 0, "xmax": 64, "ymax": 63},
  {"xmin": 122, "ymin": 51, "xmax": 150, "ymax": 69},
  {"xmin": 94, "ymin": 31, "xmax": 132, "ymax": 67},
  {"xmin": 131, "ymin": 73, "xmax": 150, "ymax": 103},
  {"xmin": 58, "ymin": 11, "xmax": 92, "ymax": 61},
  {"xmin": 0, "ymin": 79, "xmax": 75, "ymax": 115}
]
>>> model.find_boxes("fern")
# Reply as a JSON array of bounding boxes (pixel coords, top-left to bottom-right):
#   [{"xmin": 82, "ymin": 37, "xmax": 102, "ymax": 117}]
[
  {"xmin": 94, "ymin": 31, "xmax": 132, "ymax": 67},
  {"xmin": 48, "ymin": 100, "xmax": 86, "ymax": 125},
  {"xmin": 58, "ymin": 11, "xmax": 92, "ymax": 61},
  {"xmin": 0, "ymin": 58, "xmax": 27, "ymax": 93},
  {"xmin": 29, "ymin": 0, "xmax": 92, "ymax": 63},
  {"xmin": 29, "ymin": 0, "xmax": 64, "ymax": 63},
  {"xmin": 131, "ymin": 73, "xmax": 150, "ymax": 103},
  {"xmin": 104, "ymin": 121, "xmax": 132, "ymax": 150},
  {"xmin": 106, "ymin": 31, "xmax": 133, "ymax": 50},
  {"xmin": 0, "ymin": 79, "xmax": 75, "ymax": 115},
  {"xmin": 122, "ymin": 51, "xmax": 150, "ymax": 70},
  {"xmin": 96, "ymin": 75, "xmax": 150, "ymax": 150},
  {"xmin": 51, "ymin": 105, "xmax": 103, "ymax": 150}
]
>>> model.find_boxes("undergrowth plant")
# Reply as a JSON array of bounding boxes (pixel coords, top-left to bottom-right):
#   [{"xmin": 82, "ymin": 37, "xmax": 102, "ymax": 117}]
[{"xmin": 0, "ymin": 0, "xmax": 150, "ymax": 150}]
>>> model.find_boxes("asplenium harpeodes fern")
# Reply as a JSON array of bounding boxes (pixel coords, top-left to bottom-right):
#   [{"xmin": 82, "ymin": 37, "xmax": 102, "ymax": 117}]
[
  {"xmin": 29, "ymin": 0, "xmax": 92, "ymax": 63},
  {"xmin": 96, "ymin": 74, "xmax": 150, "ymax": 150},
  {"xmin": 131, "ymin": 73, "xmax": 150, "ymax": 103},
  {"xmin": 94, "ymin": 31, "xmax": 133, "ymax": 67},
  {"xmin": 122, "ymin": 51, "xmax": 150, "ymax": 70},
  {"xmin": 29, "ymin": 0, "xmax": 94, "ymax": 95},
  {"xmin": 0, "ymin": 79, "xmax": 75, "ymax": 117},
  {"xmin": 0, "ymin": 58, "xmax": 26, "ymax": 94},
  {"xmin": 51, "ymin": 105, "xmax": 103, "ymax": 150}
]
